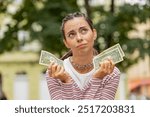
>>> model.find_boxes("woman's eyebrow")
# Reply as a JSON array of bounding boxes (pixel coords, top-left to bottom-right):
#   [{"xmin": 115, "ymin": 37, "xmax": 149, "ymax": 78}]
[
  {"xmin": 66, "ymin": 26, "xmax": 88, "ymax": 35},
  {"xmin": 67, "ymin": 30, "xmax": 75, "ymax": 35},
  {"xmin": 79, "ymin": 26, "xmax": 87, "ymax": 29}
]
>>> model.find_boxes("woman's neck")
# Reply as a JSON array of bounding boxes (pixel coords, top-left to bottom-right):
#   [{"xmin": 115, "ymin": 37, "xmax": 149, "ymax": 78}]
[
  {"xmin": 70, "ymin": 49, "xmax": 95, "ymax": 74},
  {"xmin": 71, "ymin": 50, "xmax": 94, "ymax": 65}
]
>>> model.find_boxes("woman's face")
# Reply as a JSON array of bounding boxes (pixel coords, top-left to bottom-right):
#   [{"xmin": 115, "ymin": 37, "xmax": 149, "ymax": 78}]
[{"xmin": 63, "ymin": 17, "xmax": 97, "ymax": 55}]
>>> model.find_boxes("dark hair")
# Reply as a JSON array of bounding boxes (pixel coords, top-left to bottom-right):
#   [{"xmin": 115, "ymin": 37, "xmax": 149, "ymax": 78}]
[
  {"xmin": 60, "ymin": 12, "xmax": 98, "ymax": 60},
  {"xmin": 61, "ymin": 12, "xmax": 94, "ymax": 40}
]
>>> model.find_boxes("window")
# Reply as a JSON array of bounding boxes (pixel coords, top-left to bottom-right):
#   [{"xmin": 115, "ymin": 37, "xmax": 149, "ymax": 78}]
[{"xmin": 14, "ymin": 72, "xmax": 28, "ymax": 100}]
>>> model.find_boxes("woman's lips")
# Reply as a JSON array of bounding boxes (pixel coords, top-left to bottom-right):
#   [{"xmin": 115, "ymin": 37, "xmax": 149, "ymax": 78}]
[{"xmin": 76, "ymin": 44, "xmax": 87, "ymax": 48}]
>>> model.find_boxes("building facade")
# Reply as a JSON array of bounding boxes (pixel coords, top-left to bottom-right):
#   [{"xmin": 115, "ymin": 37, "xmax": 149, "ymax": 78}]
[{"xmin": 0, "ymin": 51, "xmax": 49, "ymax": 100}]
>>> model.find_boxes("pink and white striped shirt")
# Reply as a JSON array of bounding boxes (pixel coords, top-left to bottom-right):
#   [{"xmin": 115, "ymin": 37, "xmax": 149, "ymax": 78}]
[{"xmin": 45, "ymin": 58, "xmax": 120, "ymax": 100}]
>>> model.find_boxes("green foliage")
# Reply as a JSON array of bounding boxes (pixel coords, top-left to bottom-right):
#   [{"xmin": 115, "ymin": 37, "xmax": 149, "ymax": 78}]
[
  {"xmin": 0, "ymin": 0, "xmax": 79, "ymax": 55},
  {"xmin": 0, "ymin": 0, "xmax": 150, "ymax": 71},
  {"xmin": 29, "ymin": 0, "xmax": 79, "ymax": 55},
  {"xmin": 92, "ymin": 4, "xmax": 150, "ymax": 71}
]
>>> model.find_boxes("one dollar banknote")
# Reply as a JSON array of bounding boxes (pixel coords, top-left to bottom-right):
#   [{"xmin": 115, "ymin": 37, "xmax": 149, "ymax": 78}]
[
  {"xmin": 39, "ymin": 43, "xmax": 125, "ymax": 70},
  {"xmin": 39, "ymin": 50, "xmax": 63, "ymax": 67},
  {"xmin": 93, "ymin": 43, "xmax": 125, "ymax": 70}
]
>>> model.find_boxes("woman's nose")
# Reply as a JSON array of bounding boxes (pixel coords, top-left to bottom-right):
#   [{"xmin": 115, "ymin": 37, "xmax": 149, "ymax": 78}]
[{"xmin": 76, "ymin": 33, "xmax": 83, "ymax": 42}]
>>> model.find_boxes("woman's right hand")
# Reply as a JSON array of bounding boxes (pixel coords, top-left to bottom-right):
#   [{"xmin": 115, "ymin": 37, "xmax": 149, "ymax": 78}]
[
  {"xmin": 47, "ymin": 62, "xmax": 71, "ymax": 83},
  {"xmin": 93, "ymin": 58, "xmax": 115, "ymax": 79}
]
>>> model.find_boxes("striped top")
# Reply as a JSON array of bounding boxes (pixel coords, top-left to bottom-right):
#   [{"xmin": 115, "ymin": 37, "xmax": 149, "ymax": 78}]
[{"xmin": 45, "ymin": 58, "xmax": 120, "ymax": 100}]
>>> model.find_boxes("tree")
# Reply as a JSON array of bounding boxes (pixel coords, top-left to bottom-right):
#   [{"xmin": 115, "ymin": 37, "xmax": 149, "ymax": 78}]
[
  {"xmin": 0, "ymin": 0, "xmax": 79, "ymax": 55},
  {"xmin": 83, "ymin": 0, "xmax": 150, "ymax": 71},
  {"xmin": 0, "ymin": 0, "xmax": 150, "ymax": 71},
  {"xmin": 102, "ymin": 4, "xmax": 149, "ymax": 71}
]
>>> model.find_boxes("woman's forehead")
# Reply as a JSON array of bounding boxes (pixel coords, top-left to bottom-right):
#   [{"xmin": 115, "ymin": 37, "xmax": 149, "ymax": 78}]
[{"xmin": 64, "ymin": 17, "xmax": 89, "ymax": 31}]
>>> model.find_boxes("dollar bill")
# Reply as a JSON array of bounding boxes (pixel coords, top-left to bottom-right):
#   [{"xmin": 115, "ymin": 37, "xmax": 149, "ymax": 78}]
[
  {"xmin": 96, "ymin": 43, "xmax": 125, "ymax": 58},
  {"xmin": 39, "ymin": 50, "xmax": 63, "ymax": 67},
  {"xmin": 39, "ymin": 43, "xmax": 125, "ymax": 70},
  {"xmin": 110, "ymin": 43, "xmax": 125, "ymax": 57},
  {"xmin": 93, "ymin": 44, "xmax": 124, "ymax": 70}
]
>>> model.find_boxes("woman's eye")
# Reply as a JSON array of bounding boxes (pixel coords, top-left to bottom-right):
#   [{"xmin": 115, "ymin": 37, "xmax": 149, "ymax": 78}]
[
  {"xmin": 68, "ymin": 33, "xmax": 75, "ymax": 39},
  {"xmin": 81, "ymin": 29, "xmax": 88, "ymax": 34}
]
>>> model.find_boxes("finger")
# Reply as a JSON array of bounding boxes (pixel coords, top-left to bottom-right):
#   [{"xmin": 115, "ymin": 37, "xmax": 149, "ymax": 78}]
[
  {"xmin": 110, "ymin": 60, "xmax": 115, "ymax": 69},
  {"xmin": 111, "ymin": 60, "xmax": 115, "ymax": 67},
  {"xmin": 54, "ymin": 67, "xmax": 64, "ymax": 79},
  {"xmin": 47, "ymin": 69, "xmax": 51, "ymax": 77},
  {"xmin": 100, "ymin": 62, "xmax": 104, "ymax": 70},
  {"xmin": 103, "ymin": 60, "xmax": 109, "ymax": 70},
  {"xmin": 100, "ymin": 61, "xmax": 107, "ymax": 73},
  {"xmin": 47, "ymin": 62, "xmax": 55, "ymax": 77},
  {"xmin": 48, "ymin": 62, "xmax": 55, "ymax": 70},
  {"xmin": 58, "ymin": 66, "xmax": 65, "ymax": 74},
  {"xmin": 56, "ymin": 65, "xmax": 61, "ymax": 73},
  {"xmin": 51, "ymin": 63, "xmax": 58, "ymax": 74},
  {"xmin": 109, "ymin": 60, "xmax": 115, "ymax": 74},
  {"xmin": 100, "ymin": 62, "xmax": 105, "ymax": 69},
  {"xmin": 111, "ymin": 63, "xmax": 115, "ymax": 72},
  {"xmin": 102, "ymin": 59, "xmax": 112, "ymax": 74}
]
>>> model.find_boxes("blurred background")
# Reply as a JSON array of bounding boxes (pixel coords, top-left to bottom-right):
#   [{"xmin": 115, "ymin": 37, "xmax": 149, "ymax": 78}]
[{"xmin": 0, "ymin": 0, "xmax": 150, "ymax": 100}]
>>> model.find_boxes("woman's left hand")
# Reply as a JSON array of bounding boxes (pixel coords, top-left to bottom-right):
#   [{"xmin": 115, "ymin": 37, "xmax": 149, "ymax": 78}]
[
  {"xmin": 93, "ymin": 58, "xmax": 115, "ymax": 79},
  {"xmin": 47, "ymin": 62, "xmax": 72, "ymax": 83}
]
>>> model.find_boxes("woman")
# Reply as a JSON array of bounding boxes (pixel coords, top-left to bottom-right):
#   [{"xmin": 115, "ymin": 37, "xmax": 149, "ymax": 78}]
[{"xmin": 46, "ymin": 12, "xmax": 120, "ymax": 100}]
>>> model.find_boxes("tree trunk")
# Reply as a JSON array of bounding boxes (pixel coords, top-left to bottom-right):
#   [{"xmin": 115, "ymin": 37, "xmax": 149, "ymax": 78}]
[
  {"xmin": 106, "ymin": 0, "xmax": 115, "ymax": 48},
  {"xmin": 84, "ymin": 0, "xmax": 91, "ymax": 18},
  {"xmin": 110, "ymin": 0, "xmax": 115, "ymax": 13}
]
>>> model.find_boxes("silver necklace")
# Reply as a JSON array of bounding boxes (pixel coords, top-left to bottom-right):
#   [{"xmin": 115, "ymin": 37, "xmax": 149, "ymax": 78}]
[{"xmin": 70, "ymin": 57, "xmax": 93, "ymax": 70}]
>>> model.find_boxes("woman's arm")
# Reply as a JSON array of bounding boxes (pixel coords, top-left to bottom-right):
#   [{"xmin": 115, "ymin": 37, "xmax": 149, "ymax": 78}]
[
  {"xmin": 100, "ymin": 67, "xmax": 120, "ymax": 100},
  {"xmin": 82, "ymin": 67, "xmax": 120, "ymax": 100},
  {"xmin": 45, "ymin": 70, "xmax": 76, "ymax": 100},
  {"xmin": 45, "ymin": 70, "xmax": 62, "ymax": 99}
]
